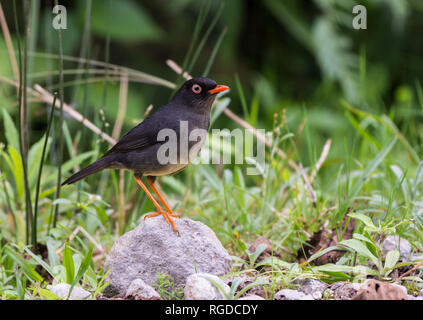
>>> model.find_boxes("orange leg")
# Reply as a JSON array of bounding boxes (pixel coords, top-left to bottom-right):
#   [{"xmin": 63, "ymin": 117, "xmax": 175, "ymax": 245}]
[
  {"xmin": 147, "ymin": 177, "xmax": 180, "ymax": 218},
  {"xmin": 134, "ymin": 176, "xmax": 179, "ymax": 234}
]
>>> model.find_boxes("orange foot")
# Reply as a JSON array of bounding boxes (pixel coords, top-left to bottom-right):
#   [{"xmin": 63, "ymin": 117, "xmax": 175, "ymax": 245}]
[{"xmin": 144, "ymin": 210, "xmax": 180, "ymax": 235}]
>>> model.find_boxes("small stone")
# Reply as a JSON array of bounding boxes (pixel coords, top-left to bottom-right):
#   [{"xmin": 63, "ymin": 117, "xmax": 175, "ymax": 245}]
[
  {"xmin": 418, "ymin": 289, "xmax": 423, "ymax": 297},
  {"xmin": 382, "ymin": 236, "xmax": 412, "ymax": 261},
  {"xmin": 50, "ymin": 283, "xmax": 91, "ymax": 300},
  {"xmin": 275, "ymin": 289, "xmax": 314, "ymax": 300},
  {"xmin": 238, "ymin": 295, "xmax": 265, "ymax": 300},
  {"xmin": 103, "ymin": 217, "xmax": 232, "ymax": 296},
  {"xmin": 124, "ymin": 279, "xmax": 161, "ymax": 300},
  {"xmin": 331, "ymin": 282, "xmax": 361, "ymax": 300},
  {"xmin": 184, "ymin": 273, "xmax": 230, "ymax": 300},
  {"xmin": 296, "ymin": 278, "xmax": 328, "ymax": 300}
]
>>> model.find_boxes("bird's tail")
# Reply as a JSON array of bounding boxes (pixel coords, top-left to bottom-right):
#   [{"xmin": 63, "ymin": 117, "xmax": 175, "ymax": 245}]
[{"xmin": 62, "ymin": 156, "xmax": 110, "ymax": 185}]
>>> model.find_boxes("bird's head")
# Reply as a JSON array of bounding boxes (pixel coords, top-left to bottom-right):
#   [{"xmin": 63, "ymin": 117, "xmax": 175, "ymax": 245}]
[{"xmin": 173, "ymin": 77, "xmax": 229, "ymax": 111}]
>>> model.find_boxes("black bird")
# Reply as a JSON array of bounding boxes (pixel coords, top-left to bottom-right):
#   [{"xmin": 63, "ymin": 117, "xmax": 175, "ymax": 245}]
[{"xmin": 62, "ymin": 77, "xmax": 229, "ymax": 233}]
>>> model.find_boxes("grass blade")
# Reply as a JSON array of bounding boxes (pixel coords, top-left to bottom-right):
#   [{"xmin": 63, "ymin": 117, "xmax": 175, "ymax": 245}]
[
  {"xmin": 33, "ymin": 93, "xmax": 57, "ymax": 244},
  {"xmin": 13, "ymin": 0, "xmax": 33, "ymax": 246},
  {"xmin": 68, "ymin": 246, "xmax": 93, "ymax": 299},
  {"xmin": 203, "ymin": 26, "xmax": 227, "ymax": 77}
]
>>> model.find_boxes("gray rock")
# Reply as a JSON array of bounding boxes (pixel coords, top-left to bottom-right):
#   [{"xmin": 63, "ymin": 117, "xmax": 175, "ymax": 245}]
[
  {"xmin": 184, "ymin": 273, "xmax": 230, "ymax": 300},
  {"xmin": 125, "ymin": 279, "xmax": 162, "ymax": 300},
  {"xmin": 331, "ymin": 282, "xmax": 361, "ymax": 300},
  {"xmin": 103, "ymin": 217, "xmax": 231, "ymax": 296},
  {"xmin": 382, "ymin": 236, "xmax": 412, "ymax": 261},
  {"xmin": 419, "ymin": 289, "xmax": 423, "ymax": 297},
  {"xmin": 50, "ymin": 283, "xmax": 91, "ymax": 300},
  {"xmin": 275, "ymin": 289, "xmax": 314, "ymax": 300},
  {"xmin": 238, "ymin": 294, "xmax": 265, "ymax": 300},
  {"xmin": 296, "ymin": 278, "xmax": 328, "ymax": 300}
]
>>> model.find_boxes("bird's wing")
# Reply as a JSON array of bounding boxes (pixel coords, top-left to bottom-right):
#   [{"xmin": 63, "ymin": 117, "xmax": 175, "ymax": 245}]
[{"xmin": 104, "ymin": 105, "xmax": 175, "ymax": 155}]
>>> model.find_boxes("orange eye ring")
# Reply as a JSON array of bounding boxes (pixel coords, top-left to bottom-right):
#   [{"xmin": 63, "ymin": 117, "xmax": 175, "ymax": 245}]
[{"xmin": 192, "ymin": 84, "xmax": 202, "ymax": 94}]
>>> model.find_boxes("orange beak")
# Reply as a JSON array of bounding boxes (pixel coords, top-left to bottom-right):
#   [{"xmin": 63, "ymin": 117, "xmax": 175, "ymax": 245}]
[{"xmin": 209, "ymin": 84, "xmax": 229, "ymax": 94}]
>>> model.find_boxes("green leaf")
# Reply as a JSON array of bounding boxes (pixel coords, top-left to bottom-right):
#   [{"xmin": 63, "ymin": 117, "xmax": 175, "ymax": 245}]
[
  {"xmin": 28, "ymin": 135, "xmax": 50, "ymax": 188},
  {"xmin": 390, "ymin": 165, "xmax": 410, "ymax": 203},
  {"xmin": 256, "ymin": 257, "xmax": 292, "ymax": 269},
  {"xmin": 312, "ymin": 263, "xmax": 355, "ymax": 273},
  {"xmin": 38, "ymin": 288, "xmax": 60, "ymax": 300},
  {"xmin": 401, "ymin": 276, "xmax": 423, "ymax": 282},
  {"xmin": 249, "ymin": 243, "xmax": 268, "ymax": 265},
  {"xmin": 234, "ymin": 278, "xmax": 268, "ymax": 300},
  {"xmin": 5, "ymin": 246, "xmax": 43, "ymax": 282},
  {"xmin": 46, "ymin": 237, "xmax": 61, "ymax": 267},
  {"xmin": 380, "ymin": 115, "xmax": 419, "ymax": 164},
  {"xmin": 52, "ymin": 198, "xmax": 73, "ymax": 206},
  {"xmin": 313, "ymin": 264, "xmax": 378, "ymax": 277},
  {"xmin": 93, "ymin": 207, "xmax": 108, "ymax": 224},
  {"xmin": 414, "ymin": 211, "xmax": 423, "ymax": 229},
  {"xmin": 199, "ymin": 274, "xmax": 231, "ymax": 300},
  {"xmin": 348, "ymin": 212, "xmax": 377, "ymax": 231},
  {"xmin": 7, "ymin": 146, "xmax": 24, "ymax": 200},
  {"xmin": 384, "ymin": 250, "xmax": 400, "ymax": 271},
  {"xmin": 23, "ymin": 246, "xmax": 55, "ymax": 279},
  {"xmin": 234, "ymin": 166, "xmax": 246, "ymax": 208},
  {"xmin": 229, "ymin": 277, "xmax": 242, "ymax": 299},
  {"xmin": 307, "ymin": 245, "xmax": 348, "ymax": 263},
  {"xmin": 352, "ymin": 232, "xmax": 375, "ymax": 245},
  {"xmin": 69, "ymin": 246, "xmax": 94, "ymax": 299},
  {"xmin": 352, "ymin": 232, "xmax": 379, "ymax": 258}
]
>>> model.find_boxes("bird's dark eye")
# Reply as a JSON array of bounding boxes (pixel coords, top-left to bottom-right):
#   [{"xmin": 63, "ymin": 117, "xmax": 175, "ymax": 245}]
[{"xmin": 192, "ymin": 84, "xmax": 202, "ymax": 94}]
